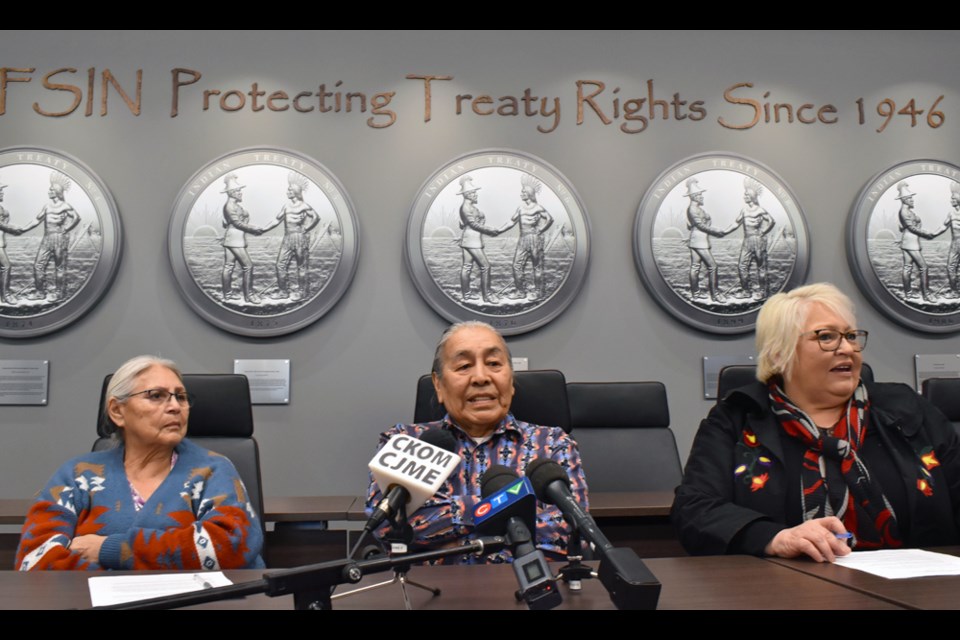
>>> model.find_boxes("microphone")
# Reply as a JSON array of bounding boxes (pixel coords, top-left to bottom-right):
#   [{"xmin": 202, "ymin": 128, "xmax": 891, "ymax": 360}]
[
  {"xmin": 474, "ymin": 464, "xmax": 537, "ymax": 538},
  {"xmin": 473, "ymin": 465, "xmax": 561, "ymax": 610},
  {"xmin": 365, "ymin": 428, "xmax": 460, "ymax": 534},
  {"xmin": 526, "ymin": 458, "xmax": 661, "ymax": 610},
  {"xmin": 525, "ymin": 457, "xmax": 613, "ymax": 555}
]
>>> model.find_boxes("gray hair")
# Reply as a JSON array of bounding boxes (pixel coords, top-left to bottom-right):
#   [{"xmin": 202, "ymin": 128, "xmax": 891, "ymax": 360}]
[
  {"xmin": 102, "ymin": 355, "xmax": 182, "ymax": 440},
  {"xmin": 431, "ymin": 321, "xmax": 512, "ymax": 379},
  {"xmin": 755, "ymin": 283, "xmax": 857, "ymax": 383}
]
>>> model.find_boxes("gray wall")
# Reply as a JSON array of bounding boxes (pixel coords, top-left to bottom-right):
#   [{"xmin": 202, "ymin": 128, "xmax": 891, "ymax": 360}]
[{"xmin": 2, "ymin": 30, "xmax": 958, "ymax": 499}]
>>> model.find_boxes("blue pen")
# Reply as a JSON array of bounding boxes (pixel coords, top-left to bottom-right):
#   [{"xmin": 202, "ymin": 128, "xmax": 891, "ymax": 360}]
[{"xmin": 835, "ymin": 532, "xmax": 853, "ymax": 540}]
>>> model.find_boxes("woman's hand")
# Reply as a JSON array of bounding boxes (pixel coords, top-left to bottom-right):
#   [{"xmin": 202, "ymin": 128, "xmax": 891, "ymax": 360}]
[
  {"xmin": 70, "ymin": 534, "xmax": 107, "ymax": 564},
  {"xmin": 764, "ymin": 517, "xmax": 851, "ymax": 562}
]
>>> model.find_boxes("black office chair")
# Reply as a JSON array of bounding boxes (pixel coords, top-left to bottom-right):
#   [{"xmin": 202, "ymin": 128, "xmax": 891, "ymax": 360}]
[
  {"xmin": 715, "ymin": 365, "xmax": 758, "ymax": 401},
  {"xmin": 95, "ymin": 373, "xmax": 265, "ymax": 525},
  {"xmin": 566, "ymin": 382, "xmax": 682, "ymax": 492},
  {"xmin": 921, "ymin": 377, "xmax": 960, "ymax": 435},
  {"xmin": 716, "ymin": 362, "xmax": 875, "ymax": 400},
  {"xmin": 413, "ymin": 369, "xmax": 571, "ymax": 432}
]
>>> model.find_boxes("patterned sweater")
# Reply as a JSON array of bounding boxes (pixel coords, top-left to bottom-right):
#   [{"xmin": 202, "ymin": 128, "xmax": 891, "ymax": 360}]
[{"xmin": 16, "ymin": 438, "xmax": 264, "ymax": 570}]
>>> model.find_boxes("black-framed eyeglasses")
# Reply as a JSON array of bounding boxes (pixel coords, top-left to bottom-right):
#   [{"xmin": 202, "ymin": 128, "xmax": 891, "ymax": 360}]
[
  {"xmin": 122, "ymin": 388, "xmax": 195, "ymax": 407},
  {"xmin": 801, "ymin": 329, "xmax": 868, "ymax": 352}
]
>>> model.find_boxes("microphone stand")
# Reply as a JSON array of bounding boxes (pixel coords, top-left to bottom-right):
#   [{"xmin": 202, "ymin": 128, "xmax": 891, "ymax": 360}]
[
  {"xmin": 555, "ymin": 530, "xmax": 596, "ymax": 592},
  {"xmin": 333, "ymin": 502, "xmax": 442, "ymax": 610},
  {"xmin": 90, "ymin": 535, "xmax": 508, "ymax": 611}
]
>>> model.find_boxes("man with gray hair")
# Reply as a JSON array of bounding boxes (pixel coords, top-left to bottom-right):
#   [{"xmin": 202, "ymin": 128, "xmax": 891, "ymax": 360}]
[{"xmin": 366, "ymin": 320, "xmax": 588, "ymax": 564}]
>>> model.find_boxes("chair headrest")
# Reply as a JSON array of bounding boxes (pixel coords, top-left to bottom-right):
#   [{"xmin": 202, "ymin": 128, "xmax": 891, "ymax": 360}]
[
  {"xmin": 567, "ymin": 382, "xmax": 669, "ymax": 430},
  {"xmin": 98, "ymin": 373, "xmax": 254, "ymax": 438},
  {"xmin": 414, "ymin": 369, "xmax": 571, "ymax": 432}
]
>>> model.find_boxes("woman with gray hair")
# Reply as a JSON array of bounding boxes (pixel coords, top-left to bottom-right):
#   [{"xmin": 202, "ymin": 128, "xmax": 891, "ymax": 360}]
[
  {"xmin": 16, "ymin": 355, "xmax": 264, "ymax": 570},
  {"xmin": 672, "ymin": 283, "xmax": 960, "ymax": 561}
]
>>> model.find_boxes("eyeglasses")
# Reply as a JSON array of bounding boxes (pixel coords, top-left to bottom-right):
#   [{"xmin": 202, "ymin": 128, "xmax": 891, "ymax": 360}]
[
  {"xmin": 123, "ymin": 388, "xmax": 194, "ymax": 407},
  {"xmin": 801, "ymin": 329, "xmax": 868, "ymax": 352}
]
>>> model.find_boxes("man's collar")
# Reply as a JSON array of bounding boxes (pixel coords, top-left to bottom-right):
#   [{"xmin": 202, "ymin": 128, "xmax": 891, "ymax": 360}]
[{"xmin": 442, "ymin": 413, "xmax": 522, "ymax": 440}]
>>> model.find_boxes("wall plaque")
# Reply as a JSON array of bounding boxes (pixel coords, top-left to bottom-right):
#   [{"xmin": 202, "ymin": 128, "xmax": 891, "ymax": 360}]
[
  {"xmin": 634, "ymin": 152, "xmax": 809, "ymax": 334},
  {"xmin": 0, "ymin": 147, "xmax": 122, "ymax": 338},
  {"xmin": 0, "ymin": 359, "xmax": 49, "ymax": 405},
  {"xmin": 168, "ymin": 148, "xmax": 359, "ymax": 337},
  {"xmin": 405, "ymin": 149, "xmax": 590, "ymax": 335},
  {"xmin": 847, "ymin": 159, "xmax": 960, "ymax": 333},
  {"xmin": 914, "ymin": 353, "xmax": 960, "ymax": 391},
  {"xmin": 234, "ymin": 358, "xmax": 290, "ymax": 405}
]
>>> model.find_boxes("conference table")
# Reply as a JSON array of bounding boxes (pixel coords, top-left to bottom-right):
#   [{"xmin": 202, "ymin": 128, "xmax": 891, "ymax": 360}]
[
  {"xmin": 0, "ymin": 555, "xmax": 903, "ymax": 610},
  {"xmin": 769, "ymin": 548, "xmax": 960, "ymax": 611},
  {"xmin": 1, "ymin": 493, "xmax": 679, "ymax": 569},
  {"xmin": 8, "ymin": 493, "xmax": 958, "ymax": 610}
]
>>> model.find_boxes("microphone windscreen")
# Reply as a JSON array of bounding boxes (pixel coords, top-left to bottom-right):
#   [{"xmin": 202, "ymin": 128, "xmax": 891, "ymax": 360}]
[
  {"xmin": 420, "ymin": 428, "xmax": 457, "ymax": 453},
  {"xmin": 369, "ymin": 431, "xmax": 462, "ymax": 515},
  {"xmin": 481, "ymin": 464, "xmax": 520, "ymax": 498},
  {"xmin": 525, "ymin": 458, "xmax": 570, "ymax": 502}
]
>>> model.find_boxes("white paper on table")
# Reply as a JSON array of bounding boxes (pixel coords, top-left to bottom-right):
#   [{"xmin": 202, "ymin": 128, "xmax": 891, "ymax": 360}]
[
  {"xmin": 88, "ymin": 572, "xmax": 233, "ymax": 607},
  {"xmin": 833, "ymin": 549, "xmax": 960, "ymax": 579}
]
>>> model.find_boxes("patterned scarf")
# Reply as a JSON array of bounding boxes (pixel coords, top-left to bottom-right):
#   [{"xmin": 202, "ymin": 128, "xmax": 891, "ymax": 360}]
[{"xmin": 768, "ymin": 382, "xmax": 902, "ymax": 550}]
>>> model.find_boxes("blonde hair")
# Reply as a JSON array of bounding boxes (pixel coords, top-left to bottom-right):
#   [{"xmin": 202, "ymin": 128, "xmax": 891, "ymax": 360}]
[{"xmin": 755, "ymin": 283, "xmax": 856, "ymax": 383}]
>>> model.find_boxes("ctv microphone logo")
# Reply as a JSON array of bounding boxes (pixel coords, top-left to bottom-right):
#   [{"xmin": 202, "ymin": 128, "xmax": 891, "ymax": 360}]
[{"xmin": 473, "ymin": 477, "xmax": 536, "ymax": 527}]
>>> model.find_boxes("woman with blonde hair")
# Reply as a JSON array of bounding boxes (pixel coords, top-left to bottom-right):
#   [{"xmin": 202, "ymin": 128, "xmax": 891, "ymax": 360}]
[{"xmin": 673, "ymin": 283, "xmax": 960, "ymax": 561}]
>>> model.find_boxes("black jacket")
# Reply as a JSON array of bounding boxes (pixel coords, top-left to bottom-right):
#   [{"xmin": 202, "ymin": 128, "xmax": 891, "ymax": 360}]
[{"xmin": 671, "ymin": 381, "xmax": 960, "ymax": 556}]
